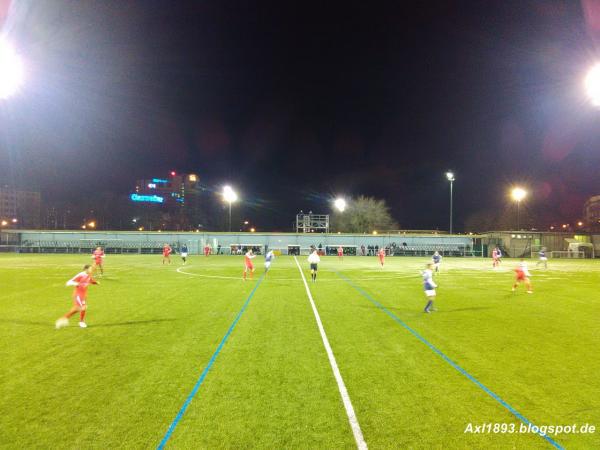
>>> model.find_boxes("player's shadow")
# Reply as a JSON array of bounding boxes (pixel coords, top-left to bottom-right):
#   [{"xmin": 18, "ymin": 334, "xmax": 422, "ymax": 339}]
[{"xmin": 92, "ymin": 318, "xmax": 177, "ymax": 327}]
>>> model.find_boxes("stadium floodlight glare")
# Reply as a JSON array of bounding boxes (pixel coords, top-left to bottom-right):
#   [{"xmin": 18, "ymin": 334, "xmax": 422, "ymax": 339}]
[
  {"xmin": 585, "ymin": 63, "xmax": 600, "ymax": 106},
  {"xmin": 223, "ymin": 185, "xmax": 238, "ymax": 232},
  {"xmin": 223, "ymin": 185, "xmax": 238, "ymax": 203},
  {"xmin": 0, "ymin": 39, "xmax": 24, "ymax": 99},
  {"xmin": 446, "ymin": 172, "xmax": 455, "ymax": 181},
  {"xmin": 511, "ymin": 187, "xmax": 526, "ymax": 202},
  {"xmin": 334, "ymin": 197, "xmax": 347, "ymax": 212}
]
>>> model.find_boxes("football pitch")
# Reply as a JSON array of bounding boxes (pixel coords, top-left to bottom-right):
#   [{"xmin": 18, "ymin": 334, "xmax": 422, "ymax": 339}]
[{"xmin": 1, "ymin": 254, "xmax": 599, "ymax": 449}]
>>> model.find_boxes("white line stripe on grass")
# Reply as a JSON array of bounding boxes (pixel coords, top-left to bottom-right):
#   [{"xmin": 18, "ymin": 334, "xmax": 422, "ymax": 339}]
[
  {"xmin": 177, "ymin": 266, "xmax": 416, "ymax": 282},
  {"xmin": 293, "ymin": 256, "xmax": 368, "ymax": 450}
]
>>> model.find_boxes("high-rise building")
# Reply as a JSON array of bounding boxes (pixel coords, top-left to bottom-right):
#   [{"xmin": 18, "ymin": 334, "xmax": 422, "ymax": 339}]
[
  {"xmin": 130, "ymin": 172, "xmax": 206, "ymax": 230},
  {"xmin": 584, "ymin": 195, "xmax": 600, "ymax": 231},
  {"xmin": 0, "ymin": 187, "xmax": 41, "ymax": 228}
]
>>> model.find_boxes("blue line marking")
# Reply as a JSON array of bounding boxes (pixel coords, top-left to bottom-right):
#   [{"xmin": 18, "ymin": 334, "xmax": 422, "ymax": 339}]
[
  {"xmin": 336, "ymin": 272, "xmax": 563, "ymax": 450},
  {"xmin": 157, "ymin": 276, "xmax": 264, "ymax": 449}
]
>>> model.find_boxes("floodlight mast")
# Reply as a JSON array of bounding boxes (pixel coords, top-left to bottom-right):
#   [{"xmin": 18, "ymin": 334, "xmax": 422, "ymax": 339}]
[
  {"xmin": 446, "ymin": 172, "xmax": 455, "ymax": 234},
  {"xmin": 511, "ymin": 187, "xmax": 527, "ymax": 230},
  {"xmin": 222, "ymin": 186, "xmax": 238, "ymax": 232}
]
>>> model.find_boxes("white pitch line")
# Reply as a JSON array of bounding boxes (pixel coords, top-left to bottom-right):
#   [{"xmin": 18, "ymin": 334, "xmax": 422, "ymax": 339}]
[
  {"xmin": 177, "ymin": 266, "xmax": 417, "ymax": 282},
  {"xmin": 293, "ymin": 256, "xmax": 368, "ymax": 450}
]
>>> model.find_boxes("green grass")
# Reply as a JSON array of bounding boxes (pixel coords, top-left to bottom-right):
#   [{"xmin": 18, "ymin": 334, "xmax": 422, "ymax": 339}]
[{"xmin": 0, "ymin": 254, "xmax": 599, "ymax": 449}]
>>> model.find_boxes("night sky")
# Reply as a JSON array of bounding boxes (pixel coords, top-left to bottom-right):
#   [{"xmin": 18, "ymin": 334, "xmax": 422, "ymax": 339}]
[{"xmin": 2, "ymin": 0, "xmax": 600, "ymax": 230}]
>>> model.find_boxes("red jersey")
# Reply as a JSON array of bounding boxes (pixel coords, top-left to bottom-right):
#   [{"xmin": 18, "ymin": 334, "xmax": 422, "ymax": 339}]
[
  {"xmin": 245, "ymin": 252, "xmax": 255, "ymax": 267},
  {"xmin": 492, "ymin": 249, "xmax": 499, "ymax": 259},
  {"xmin": 337, "ymin": 247, "xmax": 343, "ymax": 255},
  {"xmin": 163, "ymin": 246, "xmax": 172, "ymax": 256},
  {"xmin": 67, "ymin": 272, "xmax": 97, "ymax": 299},
  {"xmin": 92, "ymin": 249, "xmax": 105, "ymax": 263},
  {"xmin": 379, "ymin": 249, "xmax": 385, "ymax": 258}
]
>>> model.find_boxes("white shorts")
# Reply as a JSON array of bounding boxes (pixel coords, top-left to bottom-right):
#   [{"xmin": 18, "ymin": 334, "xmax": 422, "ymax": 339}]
[
  {"xmin": 181, "ymin": 252, "xmax": 188, "ymax": 258},
  {"xmin": 540, "ymin": 257, "xmax": 547, "ymax": 261},
  {"xmin": 265, "ymin": 261, "xmax": 271, "ymax": 269},
  {"xmin": 425, "ymin": 289, "xmax": 436, "ymax": 297}
]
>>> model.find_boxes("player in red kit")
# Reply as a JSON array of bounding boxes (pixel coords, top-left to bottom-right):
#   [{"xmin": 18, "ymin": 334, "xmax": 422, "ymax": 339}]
[
  {"xmin": 337, "ymin": 246, "xmax": 343, "ymax": 260},
  {"xmin": 512, "ymin": 259, "xmax": 533, "ymax": 294},
  {"xmin": 92, "ymin": 246, "xmax": 105, "ymax": 275},
  {"xmin": 243, "ymin": 249, "xmax": 256, "ymax": 280},
  {"xmin": 204, "ymin": 243, "xmax": 211, "ymax": 257},
  {"xmin": 378, "ymin": 247, "xmax": 386, "ymax": 267},
  {"xmin": 55, "ymin": 265, "xmax": 99, "ymax": 329},
  {"xmin": 162, "ymin": 243, "xmax": 172, "ymax": 265}
]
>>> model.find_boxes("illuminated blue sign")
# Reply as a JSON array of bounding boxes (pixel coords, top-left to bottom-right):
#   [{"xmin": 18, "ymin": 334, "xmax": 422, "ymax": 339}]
[
  {"xmin": 130, "ymin": 194, "xmax": 164, "ymax": 203},
  {"xmin": 152, "ymin": 178, "xmax": 168, "ymax": 183}
]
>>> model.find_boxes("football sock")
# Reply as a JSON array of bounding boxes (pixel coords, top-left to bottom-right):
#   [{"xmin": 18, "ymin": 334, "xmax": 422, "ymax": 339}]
[
  {"xmin": 424, "ymin": 300, "xmax": 433, "ymax": 311},
  {"xmin": 80, "ymin": 310, "xmax": 86, "ymax": 322}
]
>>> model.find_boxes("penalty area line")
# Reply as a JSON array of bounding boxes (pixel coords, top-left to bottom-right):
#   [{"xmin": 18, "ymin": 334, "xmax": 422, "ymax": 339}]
[
  {"xmin": 293, "ymin": 256, "xmax": 368, "ymax": 450},
  {"xmin": 156, "ymin": 274, "xmax": 265, "ymax": 449},
  {"xmin": 336, "ymin": 272, "xmax": 563, "ymax": 450}
]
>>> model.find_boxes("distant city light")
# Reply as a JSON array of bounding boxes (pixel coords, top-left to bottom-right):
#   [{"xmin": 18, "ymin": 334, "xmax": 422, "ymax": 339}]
[
  {"xmin": 0, "ymin": 220, "xmax": 7, "ymax": 226},
  {"xmin": 11, "ymin": 218, "xmax": 17, "ymax": 223},
  {"xmin": 577, "ymin": 221, "xmax": 583, "ymax": 227},
  {"xmin": 562, "ymin": 224, "xmax": 568, "ymax": 229},
  {"xmin": 0, "ymin": 39, "xmax": 25, "ymax": 99},
  {"xmin": 446, "ymin": 171, "xmax": 455, "ymax": 181},
  {"xmin": 223, "ymin": 185, "xmax": 238, "ymax": 203},
  {"xmin": 87, "ymin": 221, "xmax": 96, "ymax": 228},
  {"xmin": 81, "ymin": 225, "xmax": 86, "ymax": 229},
  {"xmin": 138, "ymin": 226, "xmax": 144, "ymax": 231},
  {"xmin": 334, "ymin": 197, "xmax": 347, "ymax": 212},
  {"xmin": 170, "ymin": 171, "xmax": 176, "ymax": 176},
  {"xmin": 511, "ymin": 187, "xmax": 527, "ymax": 202},
  {"xmin": 550, "ymin": 226, "xmax": 555, "ymax": 230},
  {"xmin": 147, "ymin": 183, "xmax": 157, "ymax": 188},
  {"xmin": 188, "ymin": 174, "xmax": 197, "ymax": 182},
  {"xmin": 250, "ymin": 227, "xmax": 256, "ymax": 232},
  {"xmin": 372, "ymin": 230, "xmax": 378, "ymax": 235},
  {"xmin": 244, "ymin": 220, "xmax": 249, "ymax": 225},
  {"xmin": 585, "ymin": 63, "xmax": 600, "ymax": 106}
]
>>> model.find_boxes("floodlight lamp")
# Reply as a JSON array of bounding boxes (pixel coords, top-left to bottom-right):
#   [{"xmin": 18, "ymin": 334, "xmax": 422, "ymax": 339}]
[
  {"xmin": 585, "ymin": 63, "xmax": 600, "ymax": 106},
  {"xmin": 446, "ymin": 172, "xmax": 455, "ymax": 181},
  {"xmin": 334, "ymin": 198, "xmax": 347, "ymax": 212},
  {"xmin": 0, "ymin": 39, "xmax": 24, "ymax": 99},
  {"xmin": 511, "ymin": 187, "xmax": 526, "ymax": 202},
  {"xmin": 223, "ymin": 185, "xmax": 238, "ymax": 203}
]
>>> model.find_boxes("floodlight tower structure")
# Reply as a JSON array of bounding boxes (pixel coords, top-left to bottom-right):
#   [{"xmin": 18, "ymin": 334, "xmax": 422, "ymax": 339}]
[
  {"xmin": 222, "ymin": 186, "xmax": 238, "ymax": 232},
  {"xmin": 511, "ymin": 187, "xmax": 527, "ymax": 230},
  {"xmin": 446, "ymin": 172, "xmax": 455, "ymax": 234},
  {"xmin": 295, "ymin": 212, "xmax": 330, "ymax": 233}
]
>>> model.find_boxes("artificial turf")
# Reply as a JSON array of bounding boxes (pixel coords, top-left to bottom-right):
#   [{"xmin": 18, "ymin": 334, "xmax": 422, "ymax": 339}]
[{"xmin": 0, "ymin": 253, "xmax": 598, "ymax": 449}]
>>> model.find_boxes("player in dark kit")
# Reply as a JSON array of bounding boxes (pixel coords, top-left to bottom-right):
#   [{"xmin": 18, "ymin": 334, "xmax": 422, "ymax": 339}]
[{"xmin": 180, "ymin": 244, "xmax": 188, "ymax": 265}]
